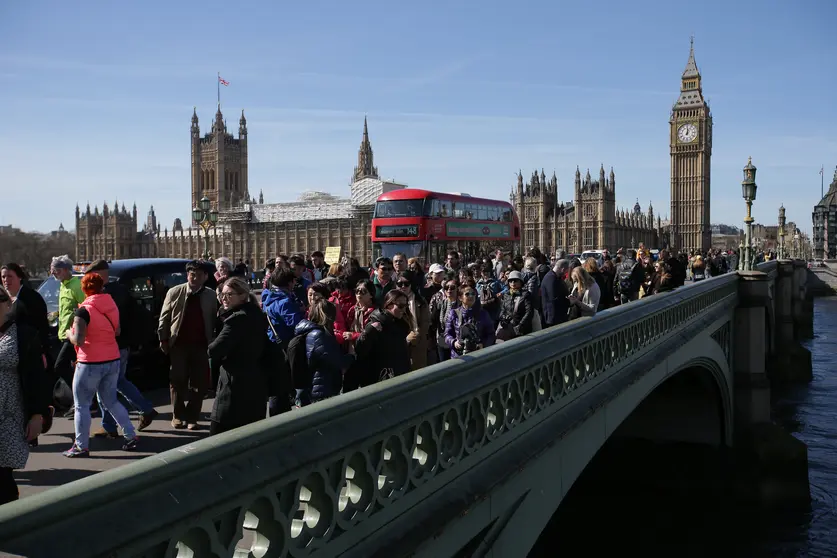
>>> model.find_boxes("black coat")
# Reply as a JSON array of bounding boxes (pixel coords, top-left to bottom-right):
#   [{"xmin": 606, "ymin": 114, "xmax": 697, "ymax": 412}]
[
  {"xmin": 540, "ymin": 270, "xmax": 570, "ymax": 327},
  {"xmin": 208, "ymin": 300, "xmax": 268, "ymax": 430},
  {"xmin": 13, "ymin": 285, "xmax": 49, "ymax": 353},
  {"xmin": 355, "ymin": 309, "xmax": 411, "ymax": 383},
  {"xmin": 499, "ymin": 290, "xmax": 535, "ymax": 336}
]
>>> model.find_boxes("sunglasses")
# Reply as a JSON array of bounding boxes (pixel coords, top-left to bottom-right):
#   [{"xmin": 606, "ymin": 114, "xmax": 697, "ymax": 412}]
[
  {"xmin": 444, "ymin": 285, "xmax": 457, "ymax": 291},
  {"xmin": 355, "ymin": 288, "xmax": 369, "ymax": 295},
  {"xmin": 463, "ymin": 292, "xmax": 475, "ymax": 298},
  {"xmin": 396, "ymin": 281, "xmax": 411, "ymax": 287}
]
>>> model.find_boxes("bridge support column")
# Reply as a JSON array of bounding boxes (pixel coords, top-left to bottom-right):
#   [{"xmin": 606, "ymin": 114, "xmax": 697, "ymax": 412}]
[
  {"xmin": 792, "ymin": 260, "xmax": 814, "ymax": 339},
  {"xmin": 769, "ymin": 261, "xmax": 812, "ymax": 383},
  {"xmin": 734, "ymin": 271, "xmax": 810, "ymax": 509}
]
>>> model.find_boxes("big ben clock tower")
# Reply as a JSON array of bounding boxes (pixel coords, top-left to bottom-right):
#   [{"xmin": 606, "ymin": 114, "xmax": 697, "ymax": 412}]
[{"xmin": 670, "ymin": 38, "xmax": 712, "ymax": 253}]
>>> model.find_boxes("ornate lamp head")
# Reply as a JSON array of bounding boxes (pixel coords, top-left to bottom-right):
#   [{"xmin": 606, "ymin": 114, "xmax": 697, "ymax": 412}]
[{"xmin": 741, "ymin": 157, "xmax": 757, "ymax": 202}]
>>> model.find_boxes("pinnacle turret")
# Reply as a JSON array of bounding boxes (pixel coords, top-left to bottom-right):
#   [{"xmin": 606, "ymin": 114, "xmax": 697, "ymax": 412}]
[{"xmin": 352, "ymin": 116, "xmax": 379, "ymax": 182}]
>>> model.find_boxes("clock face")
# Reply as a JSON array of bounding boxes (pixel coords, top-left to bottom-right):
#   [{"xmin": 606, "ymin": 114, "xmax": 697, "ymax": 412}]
[{"xmin": 677, "ymin": 123, "xmax": 698, "ymax": 143}]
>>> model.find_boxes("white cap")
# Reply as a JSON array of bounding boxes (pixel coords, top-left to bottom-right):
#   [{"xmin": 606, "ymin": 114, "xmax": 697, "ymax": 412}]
[{"xmin": 428, "ymin": 263, "xmax": 445, "ymax": 274}]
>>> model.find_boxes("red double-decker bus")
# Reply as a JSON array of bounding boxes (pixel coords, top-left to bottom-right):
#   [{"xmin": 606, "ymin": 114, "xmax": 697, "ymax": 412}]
[{"xmin": 371, "ymin": 189, "xmax": 520, "ymax": 264}]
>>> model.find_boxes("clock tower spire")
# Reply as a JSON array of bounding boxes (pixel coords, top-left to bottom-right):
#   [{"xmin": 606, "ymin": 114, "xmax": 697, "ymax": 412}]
[{"xmin": 670, "ymin": 36, "xmax": 712, "ymax": 253}]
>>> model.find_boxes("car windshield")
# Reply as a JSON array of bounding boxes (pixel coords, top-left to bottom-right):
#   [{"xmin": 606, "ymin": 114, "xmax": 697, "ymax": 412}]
[
  {"xmin": 374, "ymin": 199, "xmax": 426, "ymax": 218},
  {"xmin": 37, "ymin": 276, "xmax": 61, "ymax": 314}
]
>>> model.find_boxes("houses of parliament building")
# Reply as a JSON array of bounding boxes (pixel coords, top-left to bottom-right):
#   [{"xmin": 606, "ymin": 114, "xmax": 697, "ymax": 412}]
[
  {"xmin": 511, "ymin": 39, "xmax": 712, "ymax": 254},
  {"xmin": 75, "ymin": 40, "xmax": 712, "ymax": 262},
  {"xmin": 75, "ymin": 113, "xmax": 402, "ymax": 265}
]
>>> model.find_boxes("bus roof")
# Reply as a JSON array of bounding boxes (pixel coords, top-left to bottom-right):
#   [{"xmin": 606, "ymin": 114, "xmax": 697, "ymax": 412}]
[{"xmin": 377, "ymin": 188, "xmax": 513, "ymax": 207}]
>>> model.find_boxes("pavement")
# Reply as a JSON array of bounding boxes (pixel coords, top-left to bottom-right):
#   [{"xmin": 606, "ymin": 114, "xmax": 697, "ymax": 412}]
[{"xmin": 14, "ymin": 389, "xmax": 214, "ymax": 500}]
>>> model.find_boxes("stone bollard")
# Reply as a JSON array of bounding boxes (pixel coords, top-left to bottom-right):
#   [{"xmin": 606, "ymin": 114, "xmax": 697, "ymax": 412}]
[{"xmin": 733, "ymin": 270, "xmax": 811, "ymax": 510}]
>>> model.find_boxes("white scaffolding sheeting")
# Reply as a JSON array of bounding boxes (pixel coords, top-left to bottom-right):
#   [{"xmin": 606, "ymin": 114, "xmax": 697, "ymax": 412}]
[
  {"xmin": 351, "ymin": 178, "xmax": 407, "ymax": 206},
  {"xmin": 251, "ymin": 191, "xmax": 354, "ymax": 223}
]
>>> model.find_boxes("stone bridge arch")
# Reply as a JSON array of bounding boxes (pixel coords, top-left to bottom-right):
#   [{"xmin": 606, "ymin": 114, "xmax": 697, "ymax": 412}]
[{"xmin": 429, "ymin": 325, "xmax": 735, "ymax": 558}]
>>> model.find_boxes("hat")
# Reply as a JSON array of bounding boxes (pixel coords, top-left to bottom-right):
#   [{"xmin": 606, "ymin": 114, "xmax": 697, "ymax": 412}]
[
  {"xmin": 428, "ymin": 263, "xmax": 445, "ymax": 274},
  {"xmin": 86, "ymin": 259, "xmax": 109, "ymax": 273},
  {"xmin": 507, "ymin": 271, "xmax": 523, "ymax": 282}
]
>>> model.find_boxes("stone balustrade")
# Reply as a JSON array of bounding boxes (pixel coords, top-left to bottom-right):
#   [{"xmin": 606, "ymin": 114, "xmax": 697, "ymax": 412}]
[{"xmin": 0, "ymin": 262, "xmax": 813, "ymax": 558}]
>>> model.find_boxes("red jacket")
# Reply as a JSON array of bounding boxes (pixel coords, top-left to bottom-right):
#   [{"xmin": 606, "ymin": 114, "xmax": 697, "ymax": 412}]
[{"xmin": 330, "ymin": 291, "xmax": 355, "ymax": 329}]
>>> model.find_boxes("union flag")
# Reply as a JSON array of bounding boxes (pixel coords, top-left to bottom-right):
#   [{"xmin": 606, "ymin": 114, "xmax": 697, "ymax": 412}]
[{"xmin": 219, "ymin": 76, "xmax": 230, "ymax": 86}]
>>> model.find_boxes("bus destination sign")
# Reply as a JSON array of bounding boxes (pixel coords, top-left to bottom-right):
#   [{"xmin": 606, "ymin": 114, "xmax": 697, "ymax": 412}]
[
  {"xmin": 376, "ymin": 225, "xmax": 419, "ymax": 238},
  {"xmin": 446, "ymin": 222, "xmax": 511, "ymax": 238}
]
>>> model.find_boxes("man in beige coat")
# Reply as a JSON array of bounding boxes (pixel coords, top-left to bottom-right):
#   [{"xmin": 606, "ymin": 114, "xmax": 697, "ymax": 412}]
[{"xmin": 158, "ymin": 260, "xmax": 218, "ymax": 429}]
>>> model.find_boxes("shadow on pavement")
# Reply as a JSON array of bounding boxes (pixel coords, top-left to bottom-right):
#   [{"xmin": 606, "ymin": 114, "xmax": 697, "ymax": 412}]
[{"xmin": 15, "ymin": 468, "xmax": 98, "ymax": 487}]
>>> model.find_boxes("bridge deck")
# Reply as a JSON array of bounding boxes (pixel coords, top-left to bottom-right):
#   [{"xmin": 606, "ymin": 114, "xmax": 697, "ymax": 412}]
[{"xmin": 14, "ymin": 391, "xmax": 213, "ymax": 499}]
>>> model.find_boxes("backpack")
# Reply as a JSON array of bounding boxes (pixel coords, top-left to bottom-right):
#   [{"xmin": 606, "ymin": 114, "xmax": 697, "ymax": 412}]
[
  {"xmin": 618, "ymin": 263, "xmax": 635, "ymax": 293},
  {"xmin": 286, "ymin": 333, "xmax": 312, "ymax": 390}
]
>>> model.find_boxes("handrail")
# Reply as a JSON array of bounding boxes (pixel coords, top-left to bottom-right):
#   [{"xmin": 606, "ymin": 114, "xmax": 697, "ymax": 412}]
[{"xmin": 0, "ymin": 272, "xmax": 741, "ymax": 558}]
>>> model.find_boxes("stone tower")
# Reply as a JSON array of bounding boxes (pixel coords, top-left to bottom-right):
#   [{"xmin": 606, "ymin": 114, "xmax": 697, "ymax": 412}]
[
  {"xmin": 352, "ymin": 116, "xmax": 379, "ymax": 183},
  {"xmin": 191, "ymin": 106, "xmax": 249, "ymax": 222},
  {"xmin": 670, "ymin": 38, "xmax": 712, "ymax": 253}
]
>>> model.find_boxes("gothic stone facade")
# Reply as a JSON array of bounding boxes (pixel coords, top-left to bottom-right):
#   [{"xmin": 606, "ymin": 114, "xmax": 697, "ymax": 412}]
[
  {"xmin": 670, "ymin": 39, "xmax": 713, "ymax": 253},
  {"xmin": 511, "ymin": 167, "xmax": 661, "ymax": 254},
  {"xmin": 813, "ymin": 166, "xmax": 837, "ymax": 260},
  {"xmin": 191, "ymin": 107, "xmax": 249, "ymax": 219},
  {"xmin": 76, "ymin": 113, "xmax": 385, "ymax": 264}
]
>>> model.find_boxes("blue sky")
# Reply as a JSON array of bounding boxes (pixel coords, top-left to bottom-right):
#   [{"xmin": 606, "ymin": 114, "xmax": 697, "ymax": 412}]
[{"xmin": 1, "ymin": 0, "xmax": 834, "ymax": 234}]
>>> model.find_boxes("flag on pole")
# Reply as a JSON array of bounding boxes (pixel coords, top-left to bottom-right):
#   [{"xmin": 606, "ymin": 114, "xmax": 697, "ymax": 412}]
[
  {"xmin": 219, "ymin": 76, "xmax": 230, "ymax": 86},
  {"xmin": 821, "ymin": 166, "xmax": 825, "ymax": 176}
]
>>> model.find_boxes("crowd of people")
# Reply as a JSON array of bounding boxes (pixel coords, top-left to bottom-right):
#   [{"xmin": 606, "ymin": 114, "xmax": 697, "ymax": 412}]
[{"xmin": 0, "ymin": 243, "xmax": 741, "ymax": 505}]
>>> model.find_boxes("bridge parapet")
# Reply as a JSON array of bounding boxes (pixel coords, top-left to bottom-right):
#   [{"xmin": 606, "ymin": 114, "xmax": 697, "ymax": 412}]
[{"xmin": 0, "ymin": 273, "xmax": 755, "ymax": 557}]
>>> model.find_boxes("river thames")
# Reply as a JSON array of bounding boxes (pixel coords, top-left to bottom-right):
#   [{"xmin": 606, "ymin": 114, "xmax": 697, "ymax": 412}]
[{"xmin": 532, "ymin": 296, "xmax": 837, "ymax": 557}]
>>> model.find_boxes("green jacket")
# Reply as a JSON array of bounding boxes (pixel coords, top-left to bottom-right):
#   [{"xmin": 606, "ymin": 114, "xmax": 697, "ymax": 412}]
[{"xmin": 58, "ymin": 276, "xmax": 85, "ymax": 341}]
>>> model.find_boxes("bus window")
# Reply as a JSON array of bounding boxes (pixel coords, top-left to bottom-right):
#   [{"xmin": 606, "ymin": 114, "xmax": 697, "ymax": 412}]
[
  {"xmin": 374, "ymin": 199, "xmax": 426, "ymax": 218},
  {"xmin": 439, "ymin": 200, "xmax": 450, "ymax": 217},
  {"xmin": 430, "ymin": 199, "xmax": 442, "ymax": 217}
]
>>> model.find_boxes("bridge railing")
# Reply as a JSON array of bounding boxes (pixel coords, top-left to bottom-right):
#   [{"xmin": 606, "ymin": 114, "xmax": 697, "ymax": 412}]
[{"xmin": 0, "ymin": 273, "xmax": 741, "ymax": 558}]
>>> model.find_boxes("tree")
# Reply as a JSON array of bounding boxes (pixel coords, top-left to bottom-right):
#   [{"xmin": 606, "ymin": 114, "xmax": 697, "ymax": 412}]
[{"xmin": 0, "ymin": 228, "xmax": 77, "ymax": 277}]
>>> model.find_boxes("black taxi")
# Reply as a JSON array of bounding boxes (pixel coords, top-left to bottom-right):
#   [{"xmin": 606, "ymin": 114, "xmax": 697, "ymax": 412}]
[{"xmin": 38, "ymin": 258, "xmax": 217, "ymax": 389}]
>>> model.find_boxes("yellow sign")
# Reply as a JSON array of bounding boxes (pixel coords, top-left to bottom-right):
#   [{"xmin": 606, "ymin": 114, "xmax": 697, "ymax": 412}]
[{"xmin": 324, "ymin": 246, "xmax": 342, "ymax": 265}]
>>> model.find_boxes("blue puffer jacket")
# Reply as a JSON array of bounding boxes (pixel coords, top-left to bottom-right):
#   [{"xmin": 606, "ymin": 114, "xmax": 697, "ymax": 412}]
[{"xmin": 294, "ymin": 319, "xmax": 351, "ymax": 403}]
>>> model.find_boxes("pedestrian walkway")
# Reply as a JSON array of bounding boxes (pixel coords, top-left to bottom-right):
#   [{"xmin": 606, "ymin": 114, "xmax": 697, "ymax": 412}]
[{"xmin": 14, "ymin": 390, "xmax": 214, "ymax": 499}]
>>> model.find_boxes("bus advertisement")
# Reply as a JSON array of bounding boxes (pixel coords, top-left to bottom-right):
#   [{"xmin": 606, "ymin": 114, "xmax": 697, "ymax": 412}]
[{"xmin": 371, "ymin": 189, "xmax": 520, "ymax": 264}]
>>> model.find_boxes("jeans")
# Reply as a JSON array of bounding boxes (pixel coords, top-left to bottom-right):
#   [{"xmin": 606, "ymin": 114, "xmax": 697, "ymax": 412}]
[
  {"xmin": 100, "ymin": 349, "xmax": 154, "ymax": 434},
  {"xmin": 73, "ymin": 360, "xmax": 136, "ymax": 449}
]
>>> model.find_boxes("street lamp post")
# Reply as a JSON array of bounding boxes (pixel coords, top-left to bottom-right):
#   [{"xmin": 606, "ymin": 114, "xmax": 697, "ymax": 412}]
[
  {"xmin": 793, "ymin": 230, "xmax": 800, "ymax": 260},
  {"xmin": 192, "ymin": 196, "xmax": 219, "ymax": 259},
  {"xmin": 778, "ymin": 204, "xmax": 786, "ymax": 260},
  {"xmin": 740, "ymin": 157, "xmax": 758, "ymax": 271}
]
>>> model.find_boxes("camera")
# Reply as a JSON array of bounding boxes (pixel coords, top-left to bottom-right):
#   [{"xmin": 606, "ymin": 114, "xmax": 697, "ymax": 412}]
[{"xmin": 458, "ymin": 322, "xmax": 481, "ymax": 354}]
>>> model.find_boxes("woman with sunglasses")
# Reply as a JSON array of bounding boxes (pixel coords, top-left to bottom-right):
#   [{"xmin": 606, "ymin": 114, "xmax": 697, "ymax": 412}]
[
  {"xmin": 208, "ymin": 277, "xmax": 269, "ymax": 435},
  {"xmin": 341, "ymin": 279, "xmax": 377, "ymax": 392},
  {"xmin": 355, "ymin": 290, "xmax": 412, "ymax": 384},
  {"xmin": 429, "ymin": 276, "xmax": 460, "ymax": 363},
  {"xmin": 444, "ymin": 285, "xmax": 495, "ymax": 357},
  {"xmin": 395, "ymin": 271, "xmax": 429, "ymax": 371},
  {"xmin": 0, "ymin": 285, "xmax": 52, "ymax": 504}
]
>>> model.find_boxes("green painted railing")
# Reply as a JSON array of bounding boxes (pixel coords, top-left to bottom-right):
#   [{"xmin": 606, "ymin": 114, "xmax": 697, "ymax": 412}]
[{"xmin": 0, "ymin": 273, "xmax": 741, "ymax": 558}]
